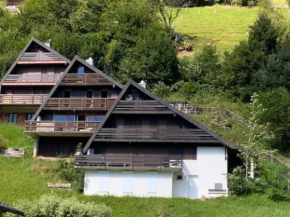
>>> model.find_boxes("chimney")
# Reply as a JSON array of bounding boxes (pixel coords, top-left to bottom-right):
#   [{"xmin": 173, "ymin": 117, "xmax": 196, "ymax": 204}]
[
  {"xmin": 86, "ymin": 57, "xmax": 94, "ymax": 66},
  {"xmin": 44, "ymin": 39, "xmax": 52, "ymax": 48},
  {"xmin": 139, "ymin": 80, "xmax": 146, "ymax": 89}
]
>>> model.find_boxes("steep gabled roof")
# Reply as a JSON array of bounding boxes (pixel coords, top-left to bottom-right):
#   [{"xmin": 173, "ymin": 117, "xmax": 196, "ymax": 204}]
[
  {"xmin": 0, "ymin": 37, "xmax": 71, "ymax": 88},
  {"xmin": 82, "ymin": 80, "xmax": 237, "ymax": 153},
  {"xmin": 31, "ymin": 56, "xmax": 123, "ymax": 121},
  {"xmin": 0, "ymin": 202, "xmax": 24, "ymax": 216}
]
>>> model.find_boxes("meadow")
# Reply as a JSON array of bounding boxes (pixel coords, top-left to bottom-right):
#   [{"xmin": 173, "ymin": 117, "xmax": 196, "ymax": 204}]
[{"xmin": 174, "ymin": 5, "xmax": 259, "ymax": 52}]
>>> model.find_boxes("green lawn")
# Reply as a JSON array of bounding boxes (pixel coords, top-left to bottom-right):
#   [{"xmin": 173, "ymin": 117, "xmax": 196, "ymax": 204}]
[{"xmin": 174, "ymin": 5, "xmax": 259, "ymax": 52}]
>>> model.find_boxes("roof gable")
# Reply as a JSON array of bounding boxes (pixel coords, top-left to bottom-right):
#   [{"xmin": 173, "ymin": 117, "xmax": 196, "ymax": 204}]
[
  {"xmin": 82, "ymin": 80, "xmax": 237, "ymax": 153},
  {"xmin": 0, "ymin": 37, "xmax": 70, "ymax": 88},
  {"xmin": 31, "ymin": 56, "xmax": 123, "ymax": 121}
]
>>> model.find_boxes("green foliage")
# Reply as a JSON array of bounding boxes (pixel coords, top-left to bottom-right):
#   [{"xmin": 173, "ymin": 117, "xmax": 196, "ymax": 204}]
[
  {"xmin": 259, "ymin": 43, "xmax": 290, "ymax": 91},
  {"xmin": 152, "ymin": 82, "xmax": 171, "ymax": 98},
  {"xmin": 5, "ymin": 194, "xmax": 111, "ymax": 217},
  {"xmin": 179, "ymin": 82, "xmax": 198, "ymax": 99},
  {"xmin": 256, "ymin": 88, "xmax": 290, "ymax": 150},
  {"xmin": 51, "ymin": 158, "xmax": 85, "ymax": 191},
  {"xmin": 179, "ymin": 45, "xmax": 221, "ymax": 87},
  {"xmin": 228, "ymin": 166, "xmax": 248, "ymax": 195},
  {"xmin": 221, "ymin": 11, "xmax": 280, "ymax": 101}
]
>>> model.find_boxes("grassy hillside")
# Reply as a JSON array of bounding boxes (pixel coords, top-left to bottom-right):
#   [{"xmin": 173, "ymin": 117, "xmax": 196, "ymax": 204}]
[{"xmin": 174, "ymin": 5, "xmax": 258, "ymax": 52}]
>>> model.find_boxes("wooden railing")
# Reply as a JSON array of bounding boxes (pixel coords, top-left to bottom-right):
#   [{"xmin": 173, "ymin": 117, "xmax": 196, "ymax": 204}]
[
  {"xmin": 0, "ymin": 94, "xmax": 47, "ymax": 104},
  {"xmin": 44, "ymin": 98, "xmax": 115, "ymax": 110},
  {"xmin": 113, "ymin": 100, "xmax": 173, "ymax": 114},
  {"xmin": 94, "ymin": 128, "xmax": 219, "ymax": 143},
  {"xmin": 4, "ymin": 74, "xmax": 61, "ymax": 83},
  {"xmin": 61, "ymin": 74, "xmax": 112, "ymax": 85},
  {"xmin": 25, "ymin": 121, "xmax": 100, "ymax": 132},
  {"xmin": 75, "ymin": 154, "xmax": 182, "ymax": 170},
  {"xmin": 19, "ymin": 52, "xmax": 64, "ymax": 62}
]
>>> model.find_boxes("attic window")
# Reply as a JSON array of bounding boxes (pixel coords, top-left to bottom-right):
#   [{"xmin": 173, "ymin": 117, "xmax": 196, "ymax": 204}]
[{"xmin": 78, "ymin": 66, "xmax": 84, "ymax": 74}]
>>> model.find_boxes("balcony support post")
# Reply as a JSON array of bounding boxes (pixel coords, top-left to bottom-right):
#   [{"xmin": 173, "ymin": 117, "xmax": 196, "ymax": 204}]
[{"xmin": 33, "ymin": 136, "xmax": 39, "ymax": 157}]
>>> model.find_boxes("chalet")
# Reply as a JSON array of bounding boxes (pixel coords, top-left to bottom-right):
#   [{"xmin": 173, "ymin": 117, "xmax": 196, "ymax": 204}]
[
  {"xmin": 0, "ymin": 38, "xmax": 243, "ymax": 199},
  {"xmin": 0, "ymin": 38, "xmax": 70, "ymax": 127},
  {"xmin": 75, "ymin": 80, "xmax": 242, "ymax": 199}
]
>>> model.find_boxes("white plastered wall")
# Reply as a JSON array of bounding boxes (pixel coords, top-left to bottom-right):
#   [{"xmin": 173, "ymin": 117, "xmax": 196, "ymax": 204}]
[{"xmin": 84, "ymin": 170, "xmax": 173, "ymax": 197}]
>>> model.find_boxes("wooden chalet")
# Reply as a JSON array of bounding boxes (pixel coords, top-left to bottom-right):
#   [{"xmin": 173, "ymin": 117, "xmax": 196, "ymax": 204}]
[
  {"xmin": 0, "ymin": 38, "xmax": 70, "ymax": 126},
  {"xmin": 25, "ymin": 56, "xmax": 123, "ymax": 157}
]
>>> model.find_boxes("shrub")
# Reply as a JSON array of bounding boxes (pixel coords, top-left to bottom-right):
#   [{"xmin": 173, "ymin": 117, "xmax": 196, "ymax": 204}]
[
  {"xmin": 265, "ymin": 187, "xmax": 285, "ymax": 202},
  {"xmin": 51, "ymin": 157, "xmax": 85, "ymax": 191},
  {"xmin": 179, "ymin": 82, "xmax": 198, "ymax": 99},
  {"xmin": 152, "ymin": 82, "xmax": 171, "ymax": 98},
  {"xmin": 228, "ymin": 166, "xmax": 248, "ymax": 195},
  {"xmin": 5, "ymin": 194, "xmax": 111, "ymax": 217}
]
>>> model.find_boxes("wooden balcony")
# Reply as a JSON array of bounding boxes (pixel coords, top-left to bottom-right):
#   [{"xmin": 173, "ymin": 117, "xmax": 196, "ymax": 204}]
[
  {"xmin": 113, "ymin": 100, "xmax": 174, "ymax": 114},
  {"xmin": 0, "ymin": 94, "xmax": 47, "ymax": 105},
  {"xmin": 18, "ymin": 52, "xmax": 66, "ymax": 64},
  {"xmin": 94, "ymin": 128, "xmax": 220, "ymax": 143},
  {"xmin": 61, "ymin": 74, "xmax": 113, "ymax": 86},
  {"xmin": 75, "ymin": 154, "xmax": 182, "ymax": 171},
  {"xmin": 3, "ymin": 74, "xmax": 61, "ymax": 85},
  {"xmin": 44, "ymin": 98, "xmax": 115, "ymax": 111},
  {"xmin": 25, "ymin": 121, "xmax": 100, "ymax": 134}
]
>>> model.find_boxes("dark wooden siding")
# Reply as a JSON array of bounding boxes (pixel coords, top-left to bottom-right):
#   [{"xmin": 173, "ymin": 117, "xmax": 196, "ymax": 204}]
[{"xmin": 38, "ymin": 137, "xmax": 89, "ymax": 157}]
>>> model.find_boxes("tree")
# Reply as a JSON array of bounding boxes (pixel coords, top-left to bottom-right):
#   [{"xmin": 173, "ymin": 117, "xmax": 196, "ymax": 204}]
[
  {"xmin": 259, "ymin": 43, "xmax": 290, "ymax": 91},
  {"xmin": 221, "ymin": 12, "xmax": 279, "ymax": 101},
  {"xmin": 179, "ymin": 45, "xmax": 221, "ymax": 87},
  {"xmin": 257, "ymin": 88, "xmax": 290, "ymax": 151}
]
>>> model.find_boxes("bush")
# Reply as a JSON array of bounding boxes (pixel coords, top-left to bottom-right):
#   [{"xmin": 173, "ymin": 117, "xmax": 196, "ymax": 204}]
[
  {"xmin": 152, "ymin": 82, "xmax": 171, "ymax": 98},
  {"xmin": 179, "ymin": 82, "xmax": 198, "ymax": 99},
  {"xmin": 265, "ymin": 187, "xmax": 285, "ymax": 202},
  {"xmin": 228, "ymin": 166, "xmax": 248, "ymax": 195},
  {"xmin": 5, "ymin": 194, "xmax": 111, "ymax": 217},
  {"xmin": 51, "ymin": 157, "xmax": 85, "ymax": 191}
]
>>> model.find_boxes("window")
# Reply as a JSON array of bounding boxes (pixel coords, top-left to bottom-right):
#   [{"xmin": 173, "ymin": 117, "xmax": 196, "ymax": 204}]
[
  {"xmin": 8, "ymin": 113, "xmax": 17, "ymax": 123},
  {"xmin": 147, "ymin": 172, "xmax": 158, "ymax": 193},
  {"xmin": 123, "ymin": 172, "xmax": 133, "ymax": 193},
  {"xmin": 26, "ymin": 113, "xmax": 34, "ymax": 121},
  {"xmin": 98, "ymin": 171, "xmax": 109, "ymax": 192},
  {"xmin": 87, "ymin": 90, "xmax": 93, "ymax": 98},
  {"xmin": 176, "ymin": 175, "xmax": 183, "ymax": 181},
  {"xmin": 86, "ymin": 115, "xmax": 104, "ymax": 122},
  {"xmin": 54, "ymin": 114, "xmax": 75, "ymax": 122},
  {"xmin": 101, "ymin": 90, "xmax": 107, "ymax": 98},
  {"xmin": 215, "ymin": 183, "xmax": 223, "ymax": 190},
  {"xmin": 78, "ymin": 66, "xmax": 85, "ymax": 74},
  {"xmin": 42, "ymin": 67, "xmax": 47, "ymax": 74}
]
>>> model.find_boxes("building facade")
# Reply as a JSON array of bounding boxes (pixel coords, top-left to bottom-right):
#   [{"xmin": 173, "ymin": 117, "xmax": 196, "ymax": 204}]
[{"xmin": 0, "ymin": 38, "xmax": 242, "ymax": 199}]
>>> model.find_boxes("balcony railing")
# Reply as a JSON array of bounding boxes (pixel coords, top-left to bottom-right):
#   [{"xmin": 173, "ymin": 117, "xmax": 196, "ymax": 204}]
[
  {"xmin": 3, "ymin": 74, "xmax": 61, "ymax": 83},
  {"xmin": 0, "ymin": 94, "xmax": 47, "ymax": 105},
  {"xmin": 75, "ymin": 154, "xmax": 182, "ymax": 170},
  {"xmin": 18, "ymin": 52, "xmax": 65, "ymax": 63},
  {"xmin": 61, "ymin": 74, "xmax": 113, "ymax": 85},
  {"xmin": 25, "ymin": 121, "xmax": 100, "ymax": 132},
  {"xmin": 94, "ymin": 128, "xmax": 219, "ymax": 143},
  {"xmin": 113, "ymin": 100, "xmax": 174, "ymax": 114},
  {"xmin": 44, "ymin": 98, "xmax": 115, "ymax": 111}
]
